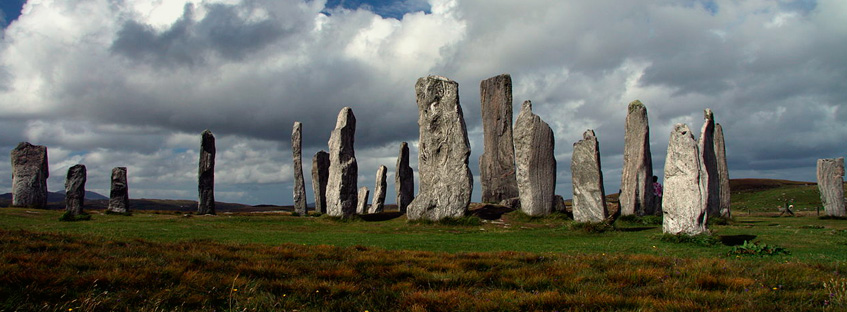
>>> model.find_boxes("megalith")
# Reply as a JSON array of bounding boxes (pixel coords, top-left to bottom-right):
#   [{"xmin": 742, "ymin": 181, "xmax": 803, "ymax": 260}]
[
  {"xmin": 108, "ymin": 167, "xmax": 130, "ymax": 213},
  {"xmin": 356, "ymin": 186, "xmax": 369, "ymax": 215},
  {"xmin": 64, "ymin": 164, "xmax": 87, "ymax": 216},
  {"xmin": 311, "ymin": 150, "xmax": 330, "ymax": 214},
  {"xmin": 571, "ymin": 130, "xmax": 608, "ymax": 222},
  {"xmin": 620, "ymin": 100, "xmax": 654, "ymax": 216},
  {"xmin": 514, "ymin": 100, "xmax": 556, "ymax": 216},
  {"xmin": 198, "ymin": 129, "xmax": 215, "ymax": 215},
  {"xmin": 663, "ymin": 124, "xmax": 708, "ymax": 235},
  {"xmin": 10, "ymin": 142, "xmax": 49, "ymax": 208},
  {"xmin": 407, "ymin": 76, "xmax": 473, "ymax": 221},
  {"xmin": 699, "ymin": 109, "xmax": 720, "ymax": 217},
  {"xmin": 714, "ymin": 123, "xmax": 731, "ymax": 217},
  {"xmin": 395, "ymin": 142, "xmax": 414, "ymax": 214},
  {"xmin": 370, "ymin": 165, "xmax": 387, "ymax": 213},
  {"xmin": 479, "ymin": 74, "xmax": 519, "ymax": 203},
  {"xmin": 292, "ymin": 121, "xmax": 307, "ymax": 215},
  {"xmin": 326, "ymin": 107, "xmax": 358, "ymax": 217},
  {"xmin": 817, "ymin": 157, "xmax": 845, "ymax": 217}
]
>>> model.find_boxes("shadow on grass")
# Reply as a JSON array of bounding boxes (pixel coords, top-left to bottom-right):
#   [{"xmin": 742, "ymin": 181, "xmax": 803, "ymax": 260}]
[
  {"xmin": 469, "ymin": 204, "xmax": 515, "ymax": 220},
  {"xmin": 616, "ymin": 226, "xmax": 657, "ymax": 232},
  {"xmin": 719, "ymin": 234, "xmax": 758, "ymax": 246},
  {"xmin": 359, "ymin": 212, "xmax": 404, "ymax": 222}
]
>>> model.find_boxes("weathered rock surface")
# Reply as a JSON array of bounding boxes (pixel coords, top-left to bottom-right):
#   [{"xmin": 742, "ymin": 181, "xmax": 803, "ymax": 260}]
[
  {"xmin": 407, "ymin": 76, "xmax": 473, "ymax": 221},
  {"xmin": 64, "ymin": 164, "xmax": 87, "ymax": 216},
  {"xmin": 292, "ymin": 121, "xmax": 307, "ymax": 215},
  {"xmin": 108, "ymin": 167, "xmax": 130, "ymax": 213},
  {"xmin": 714, "ymin": 123, "xmax": 731, "ymax": 218},
  {"xmin": 571, "ymin": 130, "xmax": 607, "ymax": 222},
  {"xmin": 498, "ymin": 197, "xmax": 521, "ymax": 210},
  {"xmin": 699, "ymin": 109, "xmax": 719, "ymax": 217},
  {"xmin": 817, "ymin": 157, "xmax": 845, "ymax": 217},
  {"xmin": 663, "ymin": 123, "xmax": 708, "ymax": 235},
  {"xmin": 326, "ymin": 107, "xmax": 358, "ymax": 217},
  {"xmin": 395, "ymin": 142, "xmax": 414, "ymax": 214},
  {"xmin": 553, "ymin": 195, "xmax": 567, "ymax": 214},
  {"xmin": 10, "ymin": 142, "xmax": 49, "ymax": 208},
  {"xmin": 620, "ymin": 100, "xmax": 654, "ymax": 216},
  {"xmin": 311, "ymin": 150, "xmax": 330, "ymax": 214},
  {"xmin": 370, "ymin": 165, "xmax": 387, "ymax": 213},
  {"xmin": 479, "ymin": 74, "xmax": 519, "ymax": 203},
  {"xmin": 356, "ymin": 186, "xmax": 369, "ymax": 215},
  {"xmin": 514, "ymin": 100, "xmax": 556, "ymax": 217},
  {"xmin": 198, "ymin": 129, "xmax": 216, "ymax": 215}
]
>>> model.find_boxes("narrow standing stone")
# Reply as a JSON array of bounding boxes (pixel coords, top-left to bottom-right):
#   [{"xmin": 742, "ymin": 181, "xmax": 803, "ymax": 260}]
[
  {"xmin": 356, "ymin": 186, "xmax": 369, "ymax": 215},
  {"xmin": 198, "ymin": 129, "xmax": 216, "ymax": 215},
  {"xmin": 108, "ymin": 167, "xmax": 130, "ymax": 213},
  {"xmin": 571, "ymin": 130, "xmax": 607, "ymax": 222},
  {"xmin": 370, "ymin": 165, "xmax": 387, "ymax": 213},
  {"xmin": 699, "ymin": 109, "xmax": 719, "ymax": 217},
  {"xmin": 292, "ymin": 121, "xmax": 307, "ymax": 215},
  {"xmin": 395, "ymin": 142, "xmax": 414, "ymax": 214},
  {"xmin": 479, "ymin": 74, "xmax": 519, "ymax": 203},
  {"xmin": 10, "ymin": 142, "xmax": 49, "ymax": 208},
  {"xmin": 817, "ymin": 157, "xmax": 845, "ymax": 217},
  {"xmin": 620, "ymin": 100, "xmax": 654, "ymax": 216},
  {"xmin": 514, "ymin": 100, "xmax": 556, "ymax": 216},
  {"xmin": 64, "ymin": 164, "xmax": 87, "ymax": 216},
  {"xmin": 714, "ymin": 123, "xmax": 731, "ymax": 218},
  {"xmin": 311, "ymin": 150, "xmax": 330, "ymax": 214},
  {"xmin": 663, "ymin": 124, "xmax": 708, "ymax": 235},
  {"xmin": 407, "ymin": 76, "xmax": 473, "ymax": 221},
  {"xmin": 326, "ymin": 107, "xmax": 358, "ymax": 217}
]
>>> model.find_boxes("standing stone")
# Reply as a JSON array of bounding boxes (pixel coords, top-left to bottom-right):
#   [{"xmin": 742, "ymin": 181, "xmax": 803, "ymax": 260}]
[
  {"xmin": 326, "ymin": 107, "xmax": 358, "ymax": 217},
  {"xmin": 553, "ymin": 195, "xmax": 566, "ymax": 214},
  {"xmin": 571, "ymin": 130, "xmax": 608, "ymax": 222},
  {"xmin": 699, "ymin": 109, "xmax": 719, "ymax": 217},
  {"xmin": 198, "ymin": 129, "xmax": 215, "ymax": 215},
  {"xmin": 714, "ymin": 123, "xmax": 731, "ymax": 217},
  {"xmin": 292, "ymin": 122, "xmax": 307, "ymax": 215},
  {"xmin": 817, "ymin": 157, "xmax": 845, "ymax": 217},
  {"xmin": 395, "ymin": 142, "xmax": 414, "ymax": 214},
  {"xmin": 10, "ymin": 142, "xmax": 49, "ymax": 209},
  {"xmin": 311, "ymin": 150, "xmax": 330, "ymax": 214},
  {"xmin": 407, "ymin": 76, "xmax": 473, "ymax": 221},
  {"xmin": 663, "ymin": 124, "xmax": 708, "ymax": 235},
  {"xmin": 370, "ymin": 165, "xmax": 387, "ymax": 214},
  {"xmin": 479, "ymin": 74, "xmax": 519, "ymax": 203},
  {"xmin": 356, "ymin": 186, "xmax": 369, "ymax": 215},
  {"xmin": 620, "ymin": 100, "xmax": 654, "ymax": 216},
  {"xmin": 108, "ymin": 167, "xmax": 130, "ymax": 213},
  {"xmin": 64, "ymin": 164, "xmax": 87, "ymax": 216},
  {"xmin": 514, "ymin": 100, "xmax": 556, "ymax": 216}
]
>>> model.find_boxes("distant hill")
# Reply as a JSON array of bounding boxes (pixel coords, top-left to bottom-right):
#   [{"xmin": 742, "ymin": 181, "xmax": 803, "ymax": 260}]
[
  {"xmin": 729, "ymin": 179, "xmax": 816, "ymax": 192},
  {"xmin": 0, "ymin": 190, "xmax": 108, "ymax": 201},
  {"xmin": 0, "ymin": 191, "xmax": 288, "ymax": 213}
]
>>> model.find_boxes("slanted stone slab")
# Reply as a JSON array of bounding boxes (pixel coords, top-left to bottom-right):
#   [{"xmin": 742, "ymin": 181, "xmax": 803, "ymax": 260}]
[
  {"xmin": 407, "ymin": 76, "xmax": 473, "ymax": 221},
  {"xmin": 198, "ymin": 129, "xmax": 216, "ymax": 215},
  {"xmin": 10, "ymin": 142, "xmax": 49, "ymax": 208},
  {"xmin": 395, "ymin": 142, "xmax": 414, "ymax": 214},
  {"xmin": 663, "ymin": 123, "xmax": 708, "ymax": 235},
  {"xmin": 479, "ymin": 74, "xmax": 519, "ymax": 203},
  {"xmin": 571, "ymin": 130, "xmax": 607, "ymax": 222},
  {"xmin": 326, "ymin": 107, "xmax": 358, "ymax": 217},
  {"xmin": 714, "ymin": 123, "xmax": 731, "ymax": 218},
  {"xmin": 356, "ymin": 186, "xmax": 369, "ymax": 215},
  {"xmin": 514, "ymin": 100, "xmax": 556, "ymax": 217},
  {"xmin": 370, "ymin": 165, "xmax": 387, "ymax": 213},
  {"xmin": 108, "ymin": 167, "xmax": 130, "ymax": 213},
  {"xmin": 292, "ymin": 121, "xmax": 307, "ymax": 215},
  {"xmin": 699, "ymin": 109, "xmax": 719, "ymax": 217},
  {"xmin": 64, "ymin": 164, "xmax": 87, "ymax": 216},
  {"xmin": 311, "ymin": 150, "xmax": 330, "ymax": 214},
  {"xmin": 817, "ymin": 157, "xmax": 845, "ymax": 217},
  {"xmin": 620, "ymin": 100, "xmax": 654, "ymax": 216}
]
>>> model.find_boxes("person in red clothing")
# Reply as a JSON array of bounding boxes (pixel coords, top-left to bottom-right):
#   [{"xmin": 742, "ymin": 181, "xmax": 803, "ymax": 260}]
[{"xmin": 652, "ymin": 176, "xmax": 663, "ymax": 214}]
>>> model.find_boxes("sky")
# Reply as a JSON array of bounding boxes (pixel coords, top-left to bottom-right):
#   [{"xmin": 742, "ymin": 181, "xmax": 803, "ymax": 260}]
[{"xmin": 0, "ymin": 0, "xmax": 844, "ymax": 206}]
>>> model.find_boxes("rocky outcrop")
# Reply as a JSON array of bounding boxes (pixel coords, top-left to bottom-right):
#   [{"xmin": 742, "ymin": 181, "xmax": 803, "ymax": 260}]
[
  {"xmin": 663, "ymin": 124, "xmax": 708, "ymax": 235},
  {"xmin": 10, "ymin": 142, "xmax": 49, "ymax": 208},
  {"xmin": 514, "ymin": 100, "xmax": 556, "ymax": 217},
  {"xmin": 64, "ymin": 164, "xmax": 87, "ymax": 216},
  {"xmin": 311, "ymin": 150, "xmax": 330, "ymax": 214},
  {"xmin": 817, "ymin": 157, "xmax": 845, "ymax": 217},
  {"xmin": 479, "ymin": 74, "xmax": 518, "ymax": 203},
  {"xmin": 571, "ymin": 130, "xmax": 607, "ymax": 222},
  {"xmin": 395, "ymin": 142, "xmax": 414, "ymax": 214},
  {"xmin": 356, "ymin": 186, "xmax": 369, "ymax": 215},
  {"xmin": 292, "ymin": 122, "xmax": 307, "ymax": 215},
  {"xmin": 370, "ymin": 165, "xmax": 387, "ymax": 213},
  {"xmin": 108, "ymin": 167, "xmax": 130, "ymax": 213},
  {"xmin": 326, "ymin": 107, "xmax": 358, "ymax": 217},
  {"xmin": 714, "ymin": 123, "xmax": 731, "ymax": 218},
  {"xmin": 699, "ymin": 109, "xmax": 719, "ymax": 217},
  {"xmin": 620, "ymin": 100, "xmax": 654, "ymax": 216},
  {"xmin": 198, "ymin": 129, "xmax": 216, "ymax": 215}
]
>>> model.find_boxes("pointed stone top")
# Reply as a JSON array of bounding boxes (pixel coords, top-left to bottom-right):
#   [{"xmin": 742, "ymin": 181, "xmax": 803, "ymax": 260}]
[
  {"xmin": 202, "ymin": 129, "xmax": 214, "ymax": 136},
  {"xmin": 293, "ymin": 121, "xmax": 302, "ymax": 128},
  {"xmin": 628, "ymin": 99, "xmax": 645, "ymax": 111},
  {"xmin": 400, "ymin": 141, "xmax": 408, "ymax": 148},
  {"xmin": 583, "ymin": 129, "xmax": 596, "ymax": 140},
  {"xmin": 521, "ymin": 100, "xmax": 532, "ymax": 111},
  {"xmin": 704, "ymin": 108, "xmax": 714, "ymax": 121},
  {"xmin": 335, "ymin": 107, "xmax": 356, "ymax": 127}
]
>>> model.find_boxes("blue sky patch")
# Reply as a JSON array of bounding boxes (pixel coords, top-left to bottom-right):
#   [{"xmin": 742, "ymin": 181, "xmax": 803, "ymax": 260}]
[
  {"xmin": 0, "ymin": 0, "xmax": 25, "ymax": 28},
  {"xmin": 323, "ymin": 0, "xmax": 431, "ymax": 19}
]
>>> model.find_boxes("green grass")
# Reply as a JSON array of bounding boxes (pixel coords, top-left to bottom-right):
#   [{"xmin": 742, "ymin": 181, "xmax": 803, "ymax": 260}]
[{"xmin": 731, "ymin": 183, "xmax": 846, "ymax": 214}]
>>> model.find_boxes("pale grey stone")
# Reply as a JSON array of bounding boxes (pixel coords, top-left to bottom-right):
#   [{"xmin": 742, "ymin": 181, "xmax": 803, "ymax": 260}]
[
  {"xmin": 571, "ymin": 129, "xmax": 607, "ymax": 222},
  {"xmin": 198, "ymin": 129, "xmax": 215, "ymax": 215},
  {"xmin": 663, "ymin": 123, "xmax": 709, "ymax": 235},
  {"xmin": 620, "ymin": 100, "xmax": 654, "ymax": 216},
  {"xmin": 108, "ymin": 167, "xmax": 130, "ymax": 213},
  {"xmin": 326, "ymin": 107, "xmax": 358, "ymax": 217},
  {"xmin": 292, "ymin": 121, "xmax": 307, "ymax": 215},
  {"xmin": 395, "ymin": 142, "xmax": 414, "ymax": 213},
  {"xmin": 714, "ymin": 123, "xmax": 731, "ymax": 218},
  {"xmin": 514, "ymin": 100, "xmax": 556, "ymax": 217},
  {"xmin": 370, "ymin": 165, "xmax": 387, "ymax": 213},
  {"xmin": 817, "ymin": 157, "xmax": 845, "ymax": 217},
  {"xmin": 356, "ymin": 186, "xmax": 369, "ymax": 215},
  {"xmin": 479, "ymin": 74, "xmax": 519, "ymax": 203},
  {"xmin": 498, "ymin": 197, "xmax": 520, "ymax": 210},
  {"xmin": 64, "ymin": 164, "xmax": 87, "ymax": 216},
  {"xmin": 10, "ymin": 142, "xmax": 49, "ymax": 209},
  {"xmin": 311, "ymin": 150, "xmax": 329, "ymax": 214},
  {"xmin": 699, "ymin": 109, "xmax": 720, "ymax": 217}
]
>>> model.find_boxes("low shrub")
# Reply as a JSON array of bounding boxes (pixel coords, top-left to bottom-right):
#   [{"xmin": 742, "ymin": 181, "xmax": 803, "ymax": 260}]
[
  {"xmin": 659, "ymin": 233, "xmax": 720, "ymax": 247},
  {"xmin": 570, "ymin": 221, "xmax": 614, "ymax": 233},
  {"xmin": 727, "ymin": 240, "xmax": 789, "ymax": 257},
  {"xmin": 708, "ymin": 216, "xmax": 734, "ymax": 226},
  {"xmin": 58, "ymin": 211, "xmax": 92, "ymax": 222},
  {"xmin": 617, "ymin": 214, "xmax": 662, "ymax": 225}
]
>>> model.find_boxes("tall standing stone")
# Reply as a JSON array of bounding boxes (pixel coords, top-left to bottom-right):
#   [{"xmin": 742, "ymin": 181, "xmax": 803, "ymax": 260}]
[
  {"xmin": 64, "ymin": 164, "xmax": 87, "ymax": 216},
  {"xmin": 370, "ymin": 165, "xmax": 387, "ymax": 214},
  {"xmin": 514, "ymin": 100, "xmax": 556, "ymax": 216},
  {"xmin": 817, "ymin": 157, "xmax": 845, "ymax": 217},
  {"xmin": 714, "ymin": 123, "xmax": 731, "ymax": 217},
  {"xmin": 356, "ymin": 186, "xmax": 369, "ymax": 215},
  {"xmin": 407, "ymin": 76, "xmax": 473, "ymax": 221},
  {"xmin": 479, "ymin": 74, "xmax": 519, "ymax": 203},
  {"xmin": 311, "ymin": 150, "xmax": 330, "ymax": 214},
  {"xmin": 292, "ymin": 122, "xmax": 307, "ymax": 215},
  {"xmin": 198, "ymin": 129, "xmax": 216, "ymax": 215},
  {"xmin": 395, "ymin": 142, "xmax": 414, "ymax": 214},
  {"xmin": 326, "ymin": 107, "xmax": 358, "ymax": 217},
  {"xmin": 571, "ymin": 130, "xmax": 607, "ymax": 222},
  {"xmin": 10, "ymin": 142, "xmax": 49, "ymax": 209},
  {"xmin": 699, "ymin": 109, "xmax": 719, "ymax": 217},
  {"xmin": 108, "ymin": 167, "xmax": 130, "ymax": 213},
  {"xmin": 620, "ymin": 100, "xmax": 654, "ymax": 216},
  {"xmin": 663, "ymin": 124, "xmax": 708, "ymax": 235}
]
